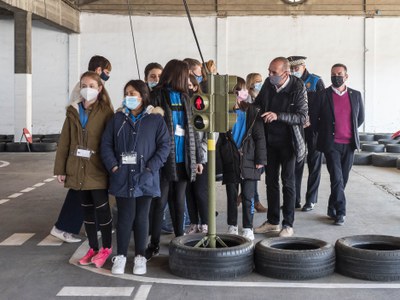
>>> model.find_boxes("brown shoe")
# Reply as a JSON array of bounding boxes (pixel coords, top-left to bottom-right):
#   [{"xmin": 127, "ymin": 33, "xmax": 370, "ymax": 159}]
[
  {"xmin": 237, "ymin": 194, "xmax": 242, "ymax": 207},
  {"xmin": 254, "ymin": 202, "xmax": 267, "ymax": 213}
]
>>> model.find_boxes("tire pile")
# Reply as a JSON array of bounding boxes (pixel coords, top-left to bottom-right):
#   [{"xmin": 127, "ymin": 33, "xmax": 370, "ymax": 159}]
[
  {"xmin": 0, "ymin": 134, "xmax": 59, "ymax": 152},
  {"xmin": 355, "ymin": 133, "xmax": 400, "ymax": 168}
]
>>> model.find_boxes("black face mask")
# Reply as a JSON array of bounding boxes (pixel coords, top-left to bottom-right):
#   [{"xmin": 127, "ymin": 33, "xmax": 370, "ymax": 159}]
[
  {"xmin": 331, "ymin": 75, "xmax": 344, "ymax": 88},
  {"xmin": 188, "ymin": 89, "xmax": 194, "ymax": 98}
]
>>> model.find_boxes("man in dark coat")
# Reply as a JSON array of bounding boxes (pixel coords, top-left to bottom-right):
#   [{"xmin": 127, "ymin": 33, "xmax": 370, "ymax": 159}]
[
  {"xmin": 287, "ymin": 56, "xmax": 325, "ymax": 212},
  {"xmin": 314, "ymin": 63, "xmax": 364, "ymax": 225},
  {"xmin": 254, "ymin": 57, "xmax": 308, "ymax": 237}
]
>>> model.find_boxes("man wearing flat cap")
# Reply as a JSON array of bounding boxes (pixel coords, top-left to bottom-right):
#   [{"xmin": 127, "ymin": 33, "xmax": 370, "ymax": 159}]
[{"xmin": 287, "ymin": 56, "xmax": 325, "ymax": 212}]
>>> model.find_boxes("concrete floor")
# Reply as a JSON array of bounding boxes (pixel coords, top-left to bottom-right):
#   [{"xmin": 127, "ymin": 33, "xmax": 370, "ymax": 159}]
[{"xmin": 0, "ymin": 152, "xmax": 400, "ymax": 299}]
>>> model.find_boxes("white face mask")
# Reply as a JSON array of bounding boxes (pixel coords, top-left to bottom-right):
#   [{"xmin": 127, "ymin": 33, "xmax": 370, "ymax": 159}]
[{"xmin": 80, "ymin": 87, "xmax": 99, "ymax": 102}]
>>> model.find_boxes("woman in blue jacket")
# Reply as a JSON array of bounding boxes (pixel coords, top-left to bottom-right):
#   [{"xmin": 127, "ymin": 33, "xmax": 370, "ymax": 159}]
[{"xmin": 101, "ymin": 80, "xmax": 170, "ymax": 275}]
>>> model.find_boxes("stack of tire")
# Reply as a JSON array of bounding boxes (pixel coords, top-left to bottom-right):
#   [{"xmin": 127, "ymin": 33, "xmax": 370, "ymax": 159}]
[
  {"xmin": 355, "ymin": 133, "xmax": 400, "ymax": 168},
  {"xmin": 0, "ymin": 134, "xmax": 59, "ymax": 152}
]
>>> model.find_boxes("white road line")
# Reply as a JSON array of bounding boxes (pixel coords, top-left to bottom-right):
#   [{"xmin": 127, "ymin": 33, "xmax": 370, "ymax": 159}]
[
  {"xmin": 0, "ymin": 160, "xmax": 10, "ymax": 168},
  {"xmin": 56, "ymin": 287, "xmax": 134, "ymax": 297},
  {"xmin": 44, "ymin": 178, "xmax": 55, "ymax": 182},
  {"xmin": 37, "ymin": 235, "xmax": 64, "ymax": 246},
  {"xmin": 8, "ymin": 193, "xmax": 23, "ymax": 198},
  {"xmin": 134, "ymin": 285, "xmax": 152, "ymax": 300},
  {"xmin": 0, "ymin": 199, "xmax": 9, "ymax": 205},
  {"xmin": 0, "ymin": 233, "xmax": 35, "ymax": 246},
  {"xmin": 20, "ymin": 187, "xmax": 35, "ymax": 193},
  {"xmin": 33, "ymin": 182, "xmax": 46, "ymax": 187}
]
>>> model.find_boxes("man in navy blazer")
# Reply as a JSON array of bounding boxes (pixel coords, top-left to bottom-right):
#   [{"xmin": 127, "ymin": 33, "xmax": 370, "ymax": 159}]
[{"xmin": 314, "ymin": 63, "xmax": 364, "ymax": 225}]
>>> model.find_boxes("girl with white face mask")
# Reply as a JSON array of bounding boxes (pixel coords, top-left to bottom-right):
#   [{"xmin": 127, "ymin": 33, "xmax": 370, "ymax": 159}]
[{"xmin": 54, "ymin": 71, "xmax": 114, "ymax": 269}]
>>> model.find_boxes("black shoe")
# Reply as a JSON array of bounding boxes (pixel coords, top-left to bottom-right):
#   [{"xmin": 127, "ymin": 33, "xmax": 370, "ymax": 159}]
[
  {"xmin": 295, "ymin": 202, "xmax": 301, "ymax": 209},
  {"xmin": 145, "ymin": 243, "xmax": 160, "ymax": 260},
  {"xmin": 334, "ymin": 215, "xmax": 345, "ymax": 226},
  {"xmin": 327, "ymin": 208, "xmax": 336, "ymax": 219},
  {"xmin": 302, "ymin": 203, "xmax": 315, "ymax": 212}
]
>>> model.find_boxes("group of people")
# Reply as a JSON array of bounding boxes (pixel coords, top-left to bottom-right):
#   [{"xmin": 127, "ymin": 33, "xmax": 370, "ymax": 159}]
[{"xmin": 50, "ymin": 54, "xmax": 364, "ymax": 276}]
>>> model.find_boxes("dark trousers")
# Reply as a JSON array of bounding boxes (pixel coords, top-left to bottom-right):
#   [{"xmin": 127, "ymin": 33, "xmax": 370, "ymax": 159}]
[
  {"xmin": 266, "ymin": 145, "xmax": 296, "ymax": 227},
  {"xmin": 54, "ymin": 189, "xmax": 84, "ymax": 234},
  {"xmin": 150, "ymin": 177, "xmax": 187, "ymax": 246},
  {"xmin": 324, "ymin": 143, "xmax": 354, "ymax": 216},
  {"xmin": 226, "ymin": 180, "xmax": 255, "ymax": 229},
  {"xmin": 116, "ymin": 196, "xmax": 152, "ymax": 257},
  {"xmin": 295, "ymin": 128, "xmax": 323, "ymax": 205},
  {"xmin": 78, "ymin": 189, "xmax": 112, "ymax": 250},
  {"xmin": 186, "ymin": 164, "xmax": 208, "ymax": 225}
]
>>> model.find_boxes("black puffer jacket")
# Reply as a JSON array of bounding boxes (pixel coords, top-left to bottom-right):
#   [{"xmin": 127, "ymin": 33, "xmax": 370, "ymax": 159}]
[
  {"xmin": 254, "ymin": 75, "xmax": 308, "ymax": 162},
  {"xmin": 150, "ymin": 88, "xmax": 203, "ymax": 182},
  {"xmin": 216, "ymin": 105, "xmax": 267, "ymax": 184}
]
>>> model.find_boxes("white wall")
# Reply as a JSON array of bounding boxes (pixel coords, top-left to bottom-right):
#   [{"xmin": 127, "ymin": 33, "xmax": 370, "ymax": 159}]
[{"xmin": 1, "ymin": 13, "xmax": 400, "ymax": 134}]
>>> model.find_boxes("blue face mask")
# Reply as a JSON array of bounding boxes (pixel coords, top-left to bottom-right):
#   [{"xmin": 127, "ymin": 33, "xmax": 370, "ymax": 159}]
[
  {"xmin": 292, "ymin": 71, "xmax": 302, "ymax": 78},
  {"xmin": 124, "ymin": 96, "xmax": 141, "ymax": 110},
  {"xmin": 100, "ymin": 71, "xmax": 110, "ymax": 81},
  {"xmin": 254, "ymin": 82, "xmax": 263, "ymax": 92},
  {"xmin": 195, "ymin": 74, "xmax": 203, "ymax": 83},
  {"xmin": 147, "ymin": 81, "xmax": 158, "ymax": 89},
  {"xmin": 269, "ymin": 74, "xmax": 283, "ymax": 86}
]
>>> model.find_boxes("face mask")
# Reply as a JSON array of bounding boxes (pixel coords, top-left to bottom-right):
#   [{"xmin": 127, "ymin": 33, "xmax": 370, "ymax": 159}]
[
  {"xmin": 237, "ymin": 89, "xmax": 249, "ymax": 102},
  {"xmin": 331, "ymin": 76, "xmax": 345, "ymax": 88},
  {"xmin": 253, "ymin": 82, "xmax": 262, "ymax": 92},
  {"xmin": 292, "ymin": 71, "xmax": 302, "ymax": 78},
  {"xmin": 188, "ymin": 89, "xmax": 194, "ymax": 98},
  {"xmin": 148, "ymin": 81, "xmax": 158, "ymax": 89},
  {"xmin": 124, "ymin": 96, "xmax": 141, "ymax": 110},
  {"xmin": 80, "ymin": 87, "xmax": 99, "ymax": 102},
  {"xmin": 195, "ymin": 75, "xmax": 203, "ymax": 83},
  {"xmin": 269, "ymin": 74, "xmax": 283, "ymax": 86},
  {"xmin": 100, "ymin": 71, "xmax": 110, "ymax": 82}
]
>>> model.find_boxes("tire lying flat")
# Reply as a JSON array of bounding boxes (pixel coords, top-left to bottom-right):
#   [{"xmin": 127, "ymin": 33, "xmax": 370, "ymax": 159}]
[
  {"xmin": 5, "ymin": 142, "xmax": 28, "ymax": 152},
  {"xmin": 31, "ymin": 142, "xmax": 57, "ymax": 152},
  {"xmin": 371, "ymin": 153, "xmax": 400, "ymax": 167},
  {"xmin": 169, "ymin": 234, "xmax": 254, "ymax": 280},
  {"xmin": 353, "ymin": 151, "xmax": 372, "ymax": 165},
  {"xmin": 361, "ymin": 144, "xmax": 385, "ymax": 152},
  {"xmin": 255, "ymin": 237, "xmax": 335, "ymax": 280},
  {"xmin": 336, "ymin": 235, "xmax": 400, "ymax": 281}
]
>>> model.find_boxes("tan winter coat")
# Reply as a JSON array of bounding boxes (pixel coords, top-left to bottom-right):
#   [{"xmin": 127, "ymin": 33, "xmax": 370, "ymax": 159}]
[{"xmin": 54, "ymin": 99, "xmax": 114, "ymax": 190}]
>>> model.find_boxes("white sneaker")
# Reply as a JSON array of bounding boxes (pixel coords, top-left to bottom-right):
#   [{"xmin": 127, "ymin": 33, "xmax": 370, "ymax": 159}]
[
  {"xmin": 185, "ymin": 224, "xmax": 199, "ymax": 234},
  {"xmin": 111, "ymin": 255, "xmax": 127, "ymax": 275},
  {"xmin": 50, "ymin": 226, "xmax": 81, "ymax": 243},
  {"xmin": 133, "ymin": 255, "xmax": 147, "ymax": 275},
  {"xmin": 200, "ymin": 224, "xmax": 208, "ymax": 234},
  {"xmin": 227, "ymin": 225, "xmax": 238, "ymax": 235},
  {"xmin": 242, "ymin": 228, "xmax": 255, "ymax": 241}
]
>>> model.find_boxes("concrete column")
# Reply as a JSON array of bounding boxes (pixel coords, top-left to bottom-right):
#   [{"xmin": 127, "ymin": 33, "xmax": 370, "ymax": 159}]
[
  {"xmin": 216, "ymin": 17, "xmax": 228, "ymax": 74},
  {"xmin": 364, "ymin": 17, "xmax": 376, "ymax": 132},
  {"xmin": 14, "ymin": 11, "xmax": 32, "ymax": 141},
  {"xmin": 68, "ymin": 33, "xmax": 81, "ymax": 104}
]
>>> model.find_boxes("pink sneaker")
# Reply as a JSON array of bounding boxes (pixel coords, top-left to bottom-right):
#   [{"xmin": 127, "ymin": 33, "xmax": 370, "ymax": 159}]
[
  {"xmin": 79, "ymin": 248, "xmax": 98, "ymax": 265},
  {"xmin": 91, "ymin": 247, "xmax": 112, "ymax": 268}
]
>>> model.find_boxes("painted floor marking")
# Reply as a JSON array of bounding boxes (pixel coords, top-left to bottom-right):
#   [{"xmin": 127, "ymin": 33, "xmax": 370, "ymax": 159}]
[
  {"xmin": 0, "ymin": 160, "xmax": 10, "ymax": 168},
  {"xmin": 0, "ymin": 199, "xmax": 9, "ymax": 205},
  {"xmin": 8, "ymin": 193, "xmax": 23, "ymax": 198},
  {"xmin": 33, "ymin": 182, "xmax": 46, "ymax": 187},
  {"xmin": 20, "ymin": 187, "xmax": 35, "ymax": 193},
  {"xmin": 44, "ymin": 178, "xmax": 55, "ymax": 182},
  {"xmin": 134, "ymin": 285, "xmax": 152, "ymax": 300},
  {"xmin": 56, "ymin": 287, "xmax": 134, "ymax": 297},
  {"xmin": 37, "ymin": 235, "xmax": 64, "ymax": 246},
  {"xmin": 0, "ymin": 233, "xmax": 35, "ymax": 246}
]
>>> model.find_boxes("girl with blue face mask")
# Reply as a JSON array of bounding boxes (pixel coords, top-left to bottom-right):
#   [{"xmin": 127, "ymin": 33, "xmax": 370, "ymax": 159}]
[{"xmin": 246, "ymin": 73, "xmax": 263, "ymax": 102}]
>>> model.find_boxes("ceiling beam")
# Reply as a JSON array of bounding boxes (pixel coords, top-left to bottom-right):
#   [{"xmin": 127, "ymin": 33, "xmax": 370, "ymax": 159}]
[{"xmin": 0, "ymin": 0, "xmax": 79, "ymax": 33}]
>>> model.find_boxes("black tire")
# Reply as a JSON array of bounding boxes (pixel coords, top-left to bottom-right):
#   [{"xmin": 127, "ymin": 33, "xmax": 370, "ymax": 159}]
[
  {"xmin": 386, "ymin": 144, "xmax": 400, "ymax": 153},
  {"xmin": 359, "ymin": 134, "xmax": 374, "ymax": 141},
  {"xmin": 41, "ymin": 138, "xmax": 59, "ymax": 144},
  {"xmin": 169, "ymin": 234, "xmax": 254, "ymax": 280},
  {"xmin": 374, "ymin": 133, "xmax": 393, "ymax": 141},
  {"xmin": 5, "ymin": 142, "xmax": 28, "ymax": 152},
  {"xmin": 371, "ymin": 153, "xmax": 400, "ymax": 168},
  {"xmin": 31, "ymin": 142, "xmax": 57, "ymax": 152},
  {"xmin": 43, "ymin": 134, "xmax": 60, "ymax": 141},
  {"xmin": 254, "ymin": 237, "xmax": 335, "ymax": 280},
  {"xmin": 378, "ymin": 139, "xmax": 397, "ymax": 145},
  {"xmin": 353, "ymin": 151, "xmax": 372, "ymax": 165},
  {"xmin": 397, "ymin": 158, "xmax": 400, "ymax": 170},
  {"xmin": 336, "ymin": 235, "xmax": 400, "ymax": 281},
  {"xmin": 0, "ymin": 134, "xmax": 7, "ymax": 140},
  {"xmin": 361, "ymin": 143, "xmax": 385, "ymax": 152},
  {"xmin": 360, "ymin": 140, "xmax": 378, "ymax": 145},
  {"xmin": 0, "ymin": 142, "xmax": 5, "ymax": 152}
]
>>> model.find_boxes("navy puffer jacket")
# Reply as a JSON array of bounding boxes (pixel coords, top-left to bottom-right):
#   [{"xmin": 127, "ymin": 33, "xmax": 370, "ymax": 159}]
[{"xmin": 101, "ymin": 107, "xmax": 170, "ymax": 198}]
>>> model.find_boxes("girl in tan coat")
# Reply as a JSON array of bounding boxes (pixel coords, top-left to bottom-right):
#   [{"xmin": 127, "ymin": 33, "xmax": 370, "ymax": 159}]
[{"xmin": 54, "ymin": 71, "xmax": 114, "ymax": 268}]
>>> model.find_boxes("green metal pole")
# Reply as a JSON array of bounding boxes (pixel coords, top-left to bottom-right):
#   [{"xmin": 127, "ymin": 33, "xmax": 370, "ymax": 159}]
[{"xmin": 207, "ymin": 132, "xmax": 216, "ymax": 248}]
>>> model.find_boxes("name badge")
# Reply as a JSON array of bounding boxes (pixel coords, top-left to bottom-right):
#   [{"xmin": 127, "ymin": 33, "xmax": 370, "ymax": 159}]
[
  {"xmin": 75, "ymin": 147, "xmax": 92, "ymax": 159},
  {"xmin": 175, "ymin": 124, "xmax": 185, "ymax": 137},
  {"xmin": 122, "ymin": 152, "xmax": 137, "ymax": 164}
]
